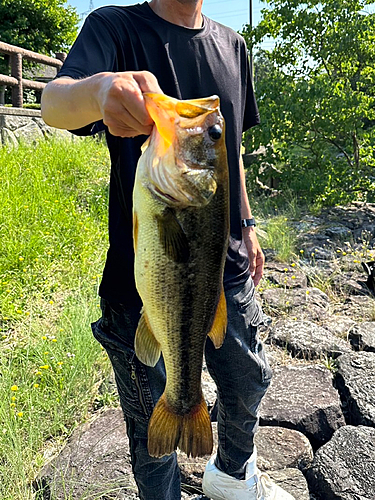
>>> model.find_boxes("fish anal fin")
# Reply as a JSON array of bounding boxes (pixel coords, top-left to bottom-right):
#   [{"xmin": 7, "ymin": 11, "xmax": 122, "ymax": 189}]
[
  {"xmin": 156, "ymin": 208, "xmax": 189, "ymax": 263},
  {"xmin": 208, "ymin": 287, "xmax": 227, "ymax": 349},
  {"xmin": 148, "ymin": 394, "xmax": 213, "ymax": 458},
  {"xmin": 135, "ymin": 311, "xmax": 161, "ymax": 367},
  {"xmin": 133, "ymin": 211, "xmax": 138, "ymax": 253}
]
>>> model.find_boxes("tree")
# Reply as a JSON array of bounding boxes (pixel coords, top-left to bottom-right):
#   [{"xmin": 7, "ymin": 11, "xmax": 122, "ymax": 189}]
[
  {"xmin": 242, "ymin": 0, "xmax": 375, "ymax": 205},
  {"xmin": 0, "ymin": 0, "xmax": 79, "ymax": 55},
  {"xmin": 0, "ymin": 0, "xmax": 79, "ymax": 105}
]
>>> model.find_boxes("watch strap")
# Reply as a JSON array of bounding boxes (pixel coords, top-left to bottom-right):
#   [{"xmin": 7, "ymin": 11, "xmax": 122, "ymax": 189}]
[{"xmin": 241, "ymin": 217, "xmax": 256, "ymax": 228}]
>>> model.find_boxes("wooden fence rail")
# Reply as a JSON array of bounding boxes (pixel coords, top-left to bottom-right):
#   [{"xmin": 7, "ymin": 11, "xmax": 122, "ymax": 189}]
[{"xmin": 0, "ymin": 42, "xmax": 66, "ymax": 108}]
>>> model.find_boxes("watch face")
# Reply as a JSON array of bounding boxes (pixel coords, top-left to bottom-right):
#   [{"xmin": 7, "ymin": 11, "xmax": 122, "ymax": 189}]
[{"xmin": 242, "ymin": 218, "xmax": 255, "ymax": 227}]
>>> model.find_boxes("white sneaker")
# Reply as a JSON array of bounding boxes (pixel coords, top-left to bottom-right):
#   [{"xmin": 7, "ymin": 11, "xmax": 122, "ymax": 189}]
[{"xmin": 202, "ymin": 449, "xmax": 295, "ymax": 500}]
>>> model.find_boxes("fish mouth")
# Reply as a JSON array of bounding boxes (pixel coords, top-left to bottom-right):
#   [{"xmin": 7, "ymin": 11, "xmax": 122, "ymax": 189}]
[{"xmin": 153, "ymin": 186, "xmax": 180, "ymax": 205}]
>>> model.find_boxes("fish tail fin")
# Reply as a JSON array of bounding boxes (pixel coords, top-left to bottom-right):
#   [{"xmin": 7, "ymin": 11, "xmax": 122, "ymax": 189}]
[{"xmin": 148, "ymin": 393, "xmax": 213, "ymax": 458}]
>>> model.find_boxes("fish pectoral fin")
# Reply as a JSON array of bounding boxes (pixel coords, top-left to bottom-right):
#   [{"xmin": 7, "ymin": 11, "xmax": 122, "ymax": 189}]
[
  {"xmin": 156, "ymin": 208, "xmax": 190, "ymax": 263},
  {"xmin": 148, "ymin": 393, "xmax": 213, "ymax": 458},
  {"xmin": 135, "ymin": 312, "xmax": 161, "ymax": 367},
  {"xmin": 208, "ymin": 287, "xmax": 227, "ymax": 349}
]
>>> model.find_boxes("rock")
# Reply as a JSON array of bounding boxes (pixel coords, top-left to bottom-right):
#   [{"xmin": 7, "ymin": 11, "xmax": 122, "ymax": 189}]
[
  {"xmin": 1, "ymin": 127, "xmax": 18, "ymax": 147},
  {"xmin": 261, "ymin": 287, "xmax": 329, "ymax": 312},
  {"xmin": 348, "ymin": 322, "xmax": 375, "ymax": 351},
  {"xmin": 306, "ymin": 425, "xmax": 375, "ymax": 500},
  {"xmin": 267, "ymin": 469, "xmax": 310, "ymax": 500},
  {"xmin": 332, "ymin": 273, "xmax": 369, "ymax": 295},
  {"xmin": 259, "ymin": 365, "xmax": 346, "ymax": 448},
  {"xmin": 321, "ymin": 316, "xmax": 356, "ymax": 338},
  {"xmin": 335, "ymin": 351, "xmax": 375, "ymax": 426},
  {"xmin": 264, "ymin": 262, "xmax": 307, "ymax": 289},
  {"xmin": 268, "ymin": 319, "xmax": 351, "ymax": 359},
  {"xmin": 33, "ymin": 408, "xmax": 137, "ymax": 500},
  {"xmin": 254, "ymin": 426, "xmax": 313, "ymax": 472},
  {"xmin": 13, "ymin": 121, "xmax": 44, "ymax": 142},
  {"xmin": 325, "ymin": 225, "xmax": 352, "ymax": 241}
]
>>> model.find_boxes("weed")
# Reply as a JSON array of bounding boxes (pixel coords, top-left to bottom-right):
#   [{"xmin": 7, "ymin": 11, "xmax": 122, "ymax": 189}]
[{"xmin": 0, "ymin": 137, "xmax": 113, "ymax": 499}]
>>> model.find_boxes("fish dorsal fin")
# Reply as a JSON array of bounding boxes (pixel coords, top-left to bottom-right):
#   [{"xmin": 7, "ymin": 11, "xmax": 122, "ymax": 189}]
[
  {"xmin": 135, "ymin": 311, "xmax": 161, "ymax": 367},
  {"xmin": 208, "ymin": 287, "xmax": 227, "ymax": 348},
  {"xmin": 156, "ymin": 208, "xmax": 190, "ymax": 263}
]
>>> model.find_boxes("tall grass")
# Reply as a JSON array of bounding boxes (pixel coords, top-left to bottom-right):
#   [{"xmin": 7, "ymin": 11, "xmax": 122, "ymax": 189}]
[{"xmin": 0, "ymin": 137, "xmax": 114, "ymax": 499}]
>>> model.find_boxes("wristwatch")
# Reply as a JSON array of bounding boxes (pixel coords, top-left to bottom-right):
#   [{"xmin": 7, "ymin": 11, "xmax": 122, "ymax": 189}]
[{"xmin": 241, "ymin": 217, "xmax": 256, "ymax": 228}]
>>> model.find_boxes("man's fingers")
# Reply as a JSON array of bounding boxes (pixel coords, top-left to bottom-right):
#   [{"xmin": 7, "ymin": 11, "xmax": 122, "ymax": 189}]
[
  {"xmin": 98, "ymin": 71, "xmax": 163, "ymax": 137},
  {"xmin": 133, "ymin": 71, "xmax": 163, "ymax": 94}
]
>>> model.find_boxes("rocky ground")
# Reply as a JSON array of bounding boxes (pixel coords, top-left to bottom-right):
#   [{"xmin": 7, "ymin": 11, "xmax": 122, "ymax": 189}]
[{"xmin": 34, "ymin": 203, "xmax": 375, "ymax": 500}]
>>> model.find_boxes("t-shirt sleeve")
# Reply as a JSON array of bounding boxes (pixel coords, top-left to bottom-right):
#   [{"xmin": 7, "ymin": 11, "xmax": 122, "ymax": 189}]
[
  {"xmin": 241, "ymin": 44, "xmax": 260, "ymax": 132},
  {"xmin": 57, "ymin": 10, "xmax": 119, "ymax": 80},
  {"xmin": 55, "ymin": 10, "xmax": 120, "ymax": 136}
]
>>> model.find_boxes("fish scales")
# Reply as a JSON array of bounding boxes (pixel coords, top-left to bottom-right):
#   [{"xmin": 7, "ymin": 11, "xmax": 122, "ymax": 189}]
[{"xmin": 133, "ymin": 93, "xmax": 229, "ymax": 458}]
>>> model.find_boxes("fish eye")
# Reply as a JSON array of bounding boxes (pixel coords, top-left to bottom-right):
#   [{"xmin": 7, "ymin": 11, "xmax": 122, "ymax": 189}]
[{"xmin": 208, "ymin": 124, "xmax": 222, "ymax": 141}]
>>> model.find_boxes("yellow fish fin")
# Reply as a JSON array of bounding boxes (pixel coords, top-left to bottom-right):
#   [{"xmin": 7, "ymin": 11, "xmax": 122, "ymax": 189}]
[
  {"xmin": 143, "ymin": 93, "xmax": 177, "ymax": 147},
  {"xmin": 156, "ymin": 208, "xmax": 190, "ymax": 263},
  {"xmin": 135, "ymin": 311, "xmax": 161, "ymax": 367},
  {"xmin": 208, "ymin": 287, "xmax": 227, "ymax": 349},
  {"xmin": 133, "ymin": 211, "xmax": 138, "ymax": 254},
  {"xmin": 148, "ymin": 393, "xmax": 213, "ymax": 458}
]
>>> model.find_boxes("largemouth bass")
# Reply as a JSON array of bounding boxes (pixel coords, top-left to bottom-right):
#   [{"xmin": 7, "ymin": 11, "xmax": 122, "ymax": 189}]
[{"xmin": 133, "ymin": 92, "xmax": 229, "ymax": 458}]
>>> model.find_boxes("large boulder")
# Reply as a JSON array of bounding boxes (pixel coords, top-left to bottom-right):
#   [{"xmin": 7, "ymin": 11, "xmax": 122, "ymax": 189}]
[
  {"xmin": 306, "ymin": 425, "xmax": 375, "ymax": 500},
  {"xmin": 264, "ymin": 262, "xmax": 307, "ymax": 289},
  {"xmin": 335, "ymin": 351, "xmax": 375, "ymax": 426},
  {"xmin": 259, "ymin": 365, "xmax": 345, "ymax": 447},
  {"xmin": 268, "ymin": 319, "xmax": 351, "ymax": 359},
  {"xmin": 348, "ymin": 322, "xmax": 375, "ymax": 352},
  {"xmin": 267, "ymin": 469, "xmax": 310, "ymax": 500},
  {"xmin": 254, "ymin": 426, "xmax": 313, "ymax": 472}
]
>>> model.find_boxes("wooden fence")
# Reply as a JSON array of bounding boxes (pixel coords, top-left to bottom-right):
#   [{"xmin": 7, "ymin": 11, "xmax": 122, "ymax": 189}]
[{"xmin": 0, "ymin": 42, "xmax": 66, "ymax": 108}]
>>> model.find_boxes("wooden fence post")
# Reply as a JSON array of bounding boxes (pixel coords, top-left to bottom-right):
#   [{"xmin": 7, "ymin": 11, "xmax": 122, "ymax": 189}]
[{"xmin": 11, "ymin": 52, "xmax": 23, "ymax": 107}]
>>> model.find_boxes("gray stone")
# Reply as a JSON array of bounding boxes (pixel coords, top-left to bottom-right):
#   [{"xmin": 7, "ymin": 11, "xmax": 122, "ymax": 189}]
[
  {"xmin": 332, "ymin": 273, "xmax": 368, "ymax": 295},
  {"xmin": 264, "ymin": 262, "xmax": 307, "ymax": 289},
  {"xmin": 321, "ymin": 316, "xmax": 356, "ymax": 338},
  {"xmin": 325, "ymin": 225, "xmax": 353, "ymax": 241},
  {"xmin": 259, "ymin": 365, "xmax": 346, "ymax": 447},
  {"xmin": 306, "ymin": 246, "xmax": 336, "ymax": 260},
  {"xmin": 33, "ymin": 408, "xmax": 138, "ymax": 499},
  {"xmin": 267, "ymin": 469, "xmax": 310, "ymax": 500},
  {"xmin": 268, "ymin": 319, "xmax": 351, "ymax": 359},
  {"xmin": 261, "ymin": 287, "xmax": 329, "ymax": 312},
  {"xmin": 1, "ymin": 127, "xmax": 18, "ymax": 147},
  {"xmin": 348, "ymin": 322, "xmax": 375, "ymax": 351},
  {"xmin": 1, "ymin": 114, "xmax": 33, "ymax": 131},
  {"xmin": 335, "ymin": 351, "xmax": 375, "ymax": 426},
  {"xmin": 306, "ymin": 425, "xmax": 375, "ymax": 500},
  {"xmin": 254, "ymin": 426, "xmax": 313, "ymax": 472},
  {"xmin": 13, "ymin": 121, "xmax": 44, "ymax": 142}
]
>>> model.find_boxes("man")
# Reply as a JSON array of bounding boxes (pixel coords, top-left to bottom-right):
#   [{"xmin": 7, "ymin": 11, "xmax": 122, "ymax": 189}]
[{"xmin": 41, "ymin": 1, "xmax": 294, "ymax": 499}]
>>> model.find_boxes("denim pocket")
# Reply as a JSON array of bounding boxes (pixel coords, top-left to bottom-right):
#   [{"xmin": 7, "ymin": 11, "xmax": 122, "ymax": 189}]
[{"xmin": 91, "ymin": 306, "xmax": 154, "ymax": 422}]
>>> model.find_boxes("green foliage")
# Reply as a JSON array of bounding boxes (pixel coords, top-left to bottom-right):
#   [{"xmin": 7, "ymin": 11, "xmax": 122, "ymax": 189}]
[
  {"xmin": 242, "ymin": 0, "xmax": 375, "ymax": 206},
  {"xmin": 0, "ymin": 0, "xmax": 79, "ymax": 54},
  {"xmin": 0, "ymin": 138, "xmax": 114, "ymax": 498}
]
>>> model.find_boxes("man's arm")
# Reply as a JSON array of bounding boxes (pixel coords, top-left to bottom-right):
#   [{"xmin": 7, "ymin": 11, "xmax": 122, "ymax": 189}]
[
  {"xmin": 239, "ymin": 155, "xmax": 265, "ymax": 287},
  {"xmin": 41, "ymin": 71, "xmax": 162, "ymax": 137}
]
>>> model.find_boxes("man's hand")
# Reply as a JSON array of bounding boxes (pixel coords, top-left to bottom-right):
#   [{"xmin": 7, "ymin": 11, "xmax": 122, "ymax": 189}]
[
  {"xmin": 242, "ymin": 226, "xmax": 265, "ymax": 287},
  {"xmin": 97, "ymin": 71, "xmax": 163, "ymax": 137},
  {"xmin": 42, "ymin": 70, "xmax": 163, "ymax": 135}
]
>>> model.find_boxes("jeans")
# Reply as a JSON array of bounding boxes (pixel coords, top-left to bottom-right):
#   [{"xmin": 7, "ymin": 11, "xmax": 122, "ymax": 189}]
[{"xmin": 91, "ymin": 276, "xmax": 272, "ymax": 500}]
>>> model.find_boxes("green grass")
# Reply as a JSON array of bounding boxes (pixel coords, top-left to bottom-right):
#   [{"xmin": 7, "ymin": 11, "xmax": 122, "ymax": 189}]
[
  {"xmin": 257, "ymin": 214, "xmax": 298, "ymax": 262},
  {"xmin": 0, "ymin": 137, "xmax": 115, "ymax": 499}
]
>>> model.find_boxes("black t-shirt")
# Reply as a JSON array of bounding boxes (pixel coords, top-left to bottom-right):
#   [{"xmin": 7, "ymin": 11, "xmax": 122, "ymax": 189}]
[{"xmin": 56, "ymin": 2, "xmax": 260, "ymax": 305}]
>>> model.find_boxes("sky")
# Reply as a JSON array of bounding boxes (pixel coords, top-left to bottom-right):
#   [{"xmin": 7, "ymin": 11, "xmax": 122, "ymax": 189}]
[{"xmin": 67, "ymin": 0, "xmax": 266, "ymax": 34}]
